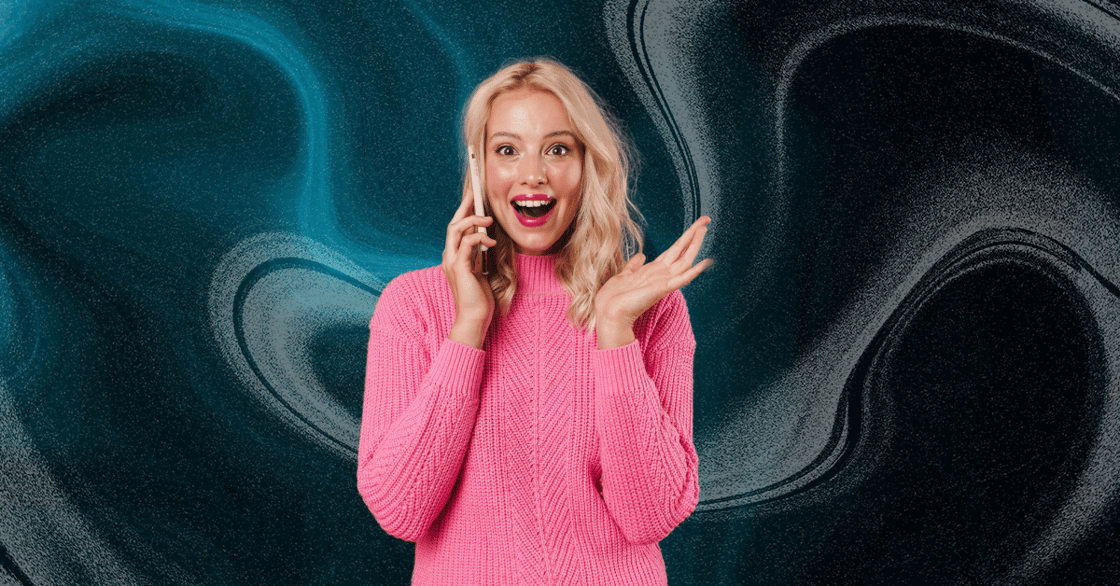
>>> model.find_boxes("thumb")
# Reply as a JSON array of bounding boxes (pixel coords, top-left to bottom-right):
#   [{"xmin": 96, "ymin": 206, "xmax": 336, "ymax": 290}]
[{"xmin": 623, "ymin": 253, "xmax": 645, "ymax": 273}]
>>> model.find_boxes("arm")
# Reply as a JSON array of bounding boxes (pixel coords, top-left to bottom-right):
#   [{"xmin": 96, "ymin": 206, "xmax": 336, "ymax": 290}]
[
  {"xmin": 356, "ymin": 283, "xmax": 486, "ymax": 542},
  {"xmin": 356, "ymin": 190, "xmax": 497, "ymax": 540},
  {"xmin": 593, "ymin": 291, "xmax": 699, "ymax": 544}
]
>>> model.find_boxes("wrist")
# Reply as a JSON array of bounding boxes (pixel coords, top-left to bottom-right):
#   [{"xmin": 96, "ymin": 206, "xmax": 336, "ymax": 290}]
[
  {"xmin": 450, "ymin": 317, "xmax": 489, "ymax": 349},
  {"xmin": 595, "ymin": 318, "xmax": 635, "ymax": 350}
]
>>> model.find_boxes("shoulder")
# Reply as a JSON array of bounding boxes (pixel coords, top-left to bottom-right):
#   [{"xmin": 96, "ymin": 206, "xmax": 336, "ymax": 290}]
[
  {"xmin": 369, "ymin": 264, "xmax": 454, "ymax": 338},
  {"xmin": 633, "ymin": 289, "xmax": 695, "ymax": 353},
  {"xmin": 379, "ymin": 264, "xmax": 450, "ymax": 303}
]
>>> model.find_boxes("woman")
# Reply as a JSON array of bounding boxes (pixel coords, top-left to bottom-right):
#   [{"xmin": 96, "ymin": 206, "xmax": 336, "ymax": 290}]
[{"xmin": 357, "ymin": 58, "xmax": 710, "ymax": 585}]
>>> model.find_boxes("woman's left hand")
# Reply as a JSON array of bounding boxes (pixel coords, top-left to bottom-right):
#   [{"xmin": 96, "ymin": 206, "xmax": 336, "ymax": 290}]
[{"xmin": 595, "ymin": 216, "xmax": 712, "ymax": 349}]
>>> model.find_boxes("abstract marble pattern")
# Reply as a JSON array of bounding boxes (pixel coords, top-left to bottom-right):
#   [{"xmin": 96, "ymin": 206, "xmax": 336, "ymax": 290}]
[{"xmin": 2, "ymin": 0, "xmax": 1119, "ymax": 583}]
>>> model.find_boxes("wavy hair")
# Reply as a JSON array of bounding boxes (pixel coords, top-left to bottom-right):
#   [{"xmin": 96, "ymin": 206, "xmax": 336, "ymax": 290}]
[{"xmin": 462, "ymin": 58, "xmax": 643, "ymax": 330}]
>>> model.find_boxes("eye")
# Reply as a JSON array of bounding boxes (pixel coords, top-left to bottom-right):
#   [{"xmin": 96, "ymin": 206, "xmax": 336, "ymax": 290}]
[
  {"xmin": 547, "ymin": 144, "xmax": 570, "ymax": 156},
  {"xmin": 495, "ymin": 145, "xmax": 516, "ymax": 156}
]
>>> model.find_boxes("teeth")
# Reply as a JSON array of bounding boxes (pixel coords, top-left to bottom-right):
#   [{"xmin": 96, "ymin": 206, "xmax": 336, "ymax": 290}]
[{"xmin": 514, "ymin": 200, "xmax": 552, "ymax": 208}]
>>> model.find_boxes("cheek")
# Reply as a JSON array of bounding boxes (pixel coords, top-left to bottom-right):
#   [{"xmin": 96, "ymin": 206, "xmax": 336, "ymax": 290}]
[
  {"xmin": 558, "ymin": 161, "xmax": 583, "ymax": 195},
  {"xmin": 484, "ymin": 168, "xmax": 511, "ymax": 222},
  {"xmin": 486, "ymin": 164, "xmax": 513, "ymax": 198},
  {"xmin": 483, "ymin": 178, "xmax": 501, "ymax": 212},
  {"xmin": 485, "ymin": 190, "xmax": 505, "ymax": 221}
]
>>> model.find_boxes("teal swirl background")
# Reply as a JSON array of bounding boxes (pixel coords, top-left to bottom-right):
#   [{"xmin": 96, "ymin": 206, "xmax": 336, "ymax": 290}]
[{"xmin": 3, "ymin": 0, "xmax": 1120, "ymax": 584}]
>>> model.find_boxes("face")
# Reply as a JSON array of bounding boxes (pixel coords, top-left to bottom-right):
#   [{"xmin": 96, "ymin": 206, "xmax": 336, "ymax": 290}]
[{"xmin": 485, "ymin": 88, "xmax": 583, "ymax": 256}]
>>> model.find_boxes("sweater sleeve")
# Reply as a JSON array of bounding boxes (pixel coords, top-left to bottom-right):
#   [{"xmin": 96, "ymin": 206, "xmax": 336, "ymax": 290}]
[
  {"xmin": 356, "ymin": 279, "xmax": 485, "ymax": 542},
  {"xmin": 592, "ymin": 290, "xmax": 699, "ymax": 545}
]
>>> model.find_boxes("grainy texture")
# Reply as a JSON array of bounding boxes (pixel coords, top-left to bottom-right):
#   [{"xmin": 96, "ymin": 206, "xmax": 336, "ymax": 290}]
[{"xmin": 2, "ymin": 0, "xmax": 1120, "ymax": 584}]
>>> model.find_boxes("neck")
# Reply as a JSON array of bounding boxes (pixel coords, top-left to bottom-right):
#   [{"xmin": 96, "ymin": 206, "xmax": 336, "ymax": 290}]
[{"xmin": 514, "ymin": 253, "xmax": 566, "ymax": 295}]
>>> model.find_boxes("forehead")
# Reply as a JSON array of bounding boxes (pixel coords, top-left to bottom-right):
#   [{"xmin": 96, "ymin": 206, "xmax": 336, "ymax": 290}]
[{"xmin": 487, "ymin": 89, "xmax": 572, "ymax": 136}]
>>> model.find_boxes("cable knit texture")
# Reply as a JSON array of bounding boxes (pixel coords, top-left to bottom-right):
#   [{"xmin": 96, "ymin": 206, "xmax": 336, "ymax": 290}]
[{"xmin": 357, "ymin": 253, "xmax": 699, "ymax": 586}]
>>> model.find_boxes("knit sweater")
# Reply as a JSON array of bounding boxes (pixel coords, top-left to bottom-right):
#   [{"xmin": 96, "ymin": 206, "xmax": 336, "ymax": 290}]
[{"xmin": 357, "ymin": 253, "xmax": 699, "ymax": 586}]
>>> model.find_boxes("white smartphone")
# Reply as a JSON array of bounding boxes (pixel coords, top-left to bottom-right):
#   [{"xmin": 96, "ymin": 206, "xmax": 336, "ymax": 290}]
[{"xmin": 467, "ymin": 145, "xmax": 488, "ymax": 273}]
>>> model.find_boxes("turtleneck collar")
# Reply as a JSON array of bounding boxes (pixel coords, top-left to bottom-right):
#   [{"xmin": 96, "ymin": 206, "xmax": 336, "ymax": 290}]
[{"xmin": 513, "ymin": 253, "xmax": 567, "ymax": 295}]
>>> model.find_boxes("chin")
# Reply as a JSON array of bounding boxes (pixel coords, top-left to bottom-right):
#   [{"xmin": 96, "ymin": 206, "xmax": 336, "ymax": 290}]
[
  {"xmin": 511, "ymin": 237, "xmax": 562, "ymax": 256},
  {"xmin": 519, "ymin": 245, "xmax": 556, "ymax": 256}
]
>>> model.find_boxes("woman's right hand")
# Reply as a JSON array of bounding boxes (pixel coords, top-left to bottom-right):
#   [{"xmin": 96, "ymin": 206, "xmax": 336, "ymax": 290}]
[{"xmin": 443, "ymin": 191, "xmax": 497, "ymax": 349}]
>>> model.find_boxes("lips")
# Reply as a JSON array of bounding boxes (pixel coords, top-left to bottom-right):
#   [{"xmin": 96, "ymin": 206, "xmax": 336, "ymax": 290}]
[{"xmin": 512, "ymin": 194, "xmax": 556, "ymax": 227}]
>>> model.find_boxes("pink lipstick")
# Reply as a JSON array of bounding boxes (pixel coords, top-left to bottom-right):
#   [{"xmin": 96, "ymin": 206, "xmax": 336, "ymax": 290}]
[{"xmin": 511, "ymin": 194, "xmax": 556, "ymax": 227}]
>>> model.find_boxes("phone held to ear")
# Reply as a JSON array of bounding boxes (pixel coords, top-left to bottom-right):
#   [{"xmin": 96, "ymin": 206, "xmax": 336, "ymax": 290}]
[{"xmin": 468, "ymin": 145, "xmax": 489, "ymax": 275}]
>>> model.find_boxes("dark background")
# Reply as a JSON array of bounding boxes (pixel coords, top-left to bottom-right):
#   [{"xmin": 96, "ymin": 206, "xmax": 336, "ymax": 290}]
[{"xmin": 3, "ymin": 0, "xmax": 1120, "ymax": 583}]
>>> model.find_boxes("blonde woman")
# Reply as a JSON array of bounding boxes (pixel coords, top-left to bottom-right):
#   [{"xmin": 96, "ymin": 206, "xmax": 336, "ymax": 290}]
[{"xmin": 357, "ymin": 58, "xmax": 710, "ymax": 586}]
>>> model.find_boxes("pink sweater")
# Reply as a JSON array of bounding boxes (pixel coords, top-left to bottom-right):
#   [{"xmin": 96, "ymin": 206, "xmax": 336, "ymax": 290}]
[{"xmin": 357, "ymin": 253, "xmax": 699, "ymax": 586}]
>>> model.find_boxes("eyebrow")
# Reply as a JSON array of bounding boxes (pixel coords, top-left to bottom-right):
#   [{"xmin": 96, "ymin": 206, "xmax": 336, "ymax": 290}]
[{"xmin": 488, "ymin": 130, "xmax": 579, "ymax": 142}]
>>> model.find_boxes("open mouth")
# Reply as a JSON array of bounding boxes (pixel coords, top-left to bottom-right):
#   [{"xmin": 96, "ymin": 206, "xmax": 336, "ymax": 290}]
[{"xmin": 513, "ymin": 199, "xmax": 556, "ymax": 219}]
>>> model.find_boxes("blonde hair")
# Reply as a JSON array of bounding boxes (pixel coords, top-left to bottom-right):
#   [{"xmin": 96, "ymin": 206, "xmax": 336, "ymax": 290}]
[{"xmin": 462, "ymin": 58, "xmax": 643, "ymax": 330}]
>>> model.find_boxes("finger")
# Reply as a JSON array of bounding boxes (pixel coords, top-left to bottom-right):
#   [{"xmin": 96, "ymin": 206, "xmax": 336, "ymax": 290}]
[
  {"xmin": 451, "ymin": 190, "xmax": 473, "ymax": 223},
  {"xmin": 667, "ymin": 257, "xmax": 713, "ymax": 291},
  {"xmin": 446, "ymin": 215, "xmax": 493, "ymax": 255},
  {"xmin": 671, "ymin": 224, "xmax": 708, "ymax": 272},
  {"xmin": 458, "ymin": 235, "xmax": 493, "ymax": 277},
  {"xmin": 446, "ymin": 191, "xmax": 479, "ymax": 234},
  {"xmin": 622, "ymin": 252, "xmax": 645, "ymax": 273},
  {"xmin": 459, "ymin": 232, "xmax": 497, "ymax": 252},
  {"xmin": 450, "ymin": 214, "xmax": 493, "ymax": 235},
  {"xmin": 656, "ymin": 216, "xmax": 711, "ymax": 264},
  {"xmin": 445, "ymin": 196, "xmax": 475, "ymax": 254},
  {"xmin": 470, "ymin": 233, "xmax": 498, "ymax": 249},
  {"xmin": 456, "ymin": 232, "xmax": 497, "ymax": 264}
]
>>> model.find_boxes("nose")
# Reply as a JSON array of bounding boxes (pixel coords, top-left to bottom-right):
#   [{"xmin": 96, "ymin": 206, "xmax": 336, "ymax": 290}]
[{"xmin": 520, "ymin": 153, "xmax": 547, "ymax": 186}]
